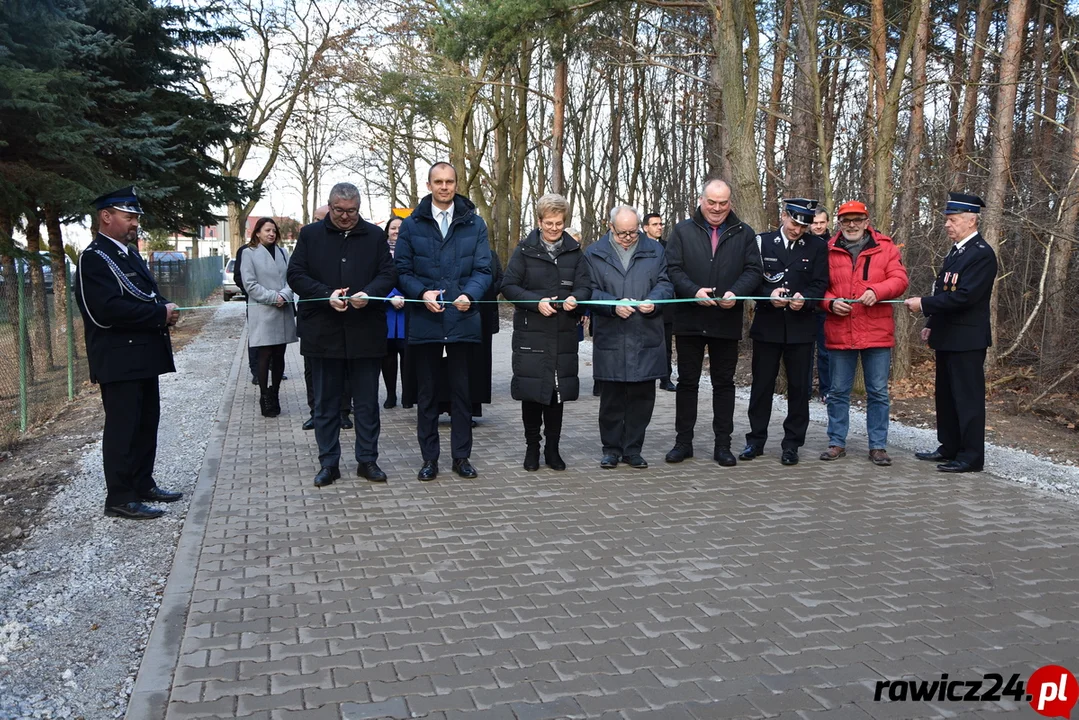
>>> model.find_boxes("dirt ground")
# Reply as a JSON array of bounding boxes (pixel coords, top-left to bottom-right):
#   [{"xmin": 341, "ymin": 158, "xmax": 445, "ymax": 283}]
[{"xmin": 0, "ymin": 295, "xmax": 223, "ymax": 553}]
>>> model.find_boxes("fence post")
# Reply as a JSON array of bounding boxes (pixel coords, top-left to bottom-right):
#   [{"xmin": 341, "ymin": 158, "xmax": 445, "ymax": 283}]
[
  {"xmin": 16, "ymin": 260, "xmax": 28, "ymax": 433},
  {"xmin": 66, "ymin": 274, "xmax": 75, "ymax": 400}
]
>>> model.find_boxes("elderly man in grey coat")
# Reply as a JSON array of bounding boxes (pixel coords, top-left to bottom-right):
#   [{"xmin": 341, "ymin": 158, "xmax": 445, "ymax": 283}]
[{"xmin": 584, "ymin": 205, "xmax": 674, "ymax": 469}]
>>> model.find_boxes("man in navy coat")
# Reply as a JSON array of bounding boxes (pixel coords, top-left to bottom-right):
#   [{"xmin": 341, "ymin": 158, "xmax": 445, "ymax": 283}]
[
  {"xmin": 75, "ymin": 187, "xmax": 183, "ymax": 520},
  {"xmin": 395, "ymin": 163, "xmax": 493, "ymax": 481},
  {"xmin": 905, "ymin": 192, "xmax": 997, "ymax": 473}
]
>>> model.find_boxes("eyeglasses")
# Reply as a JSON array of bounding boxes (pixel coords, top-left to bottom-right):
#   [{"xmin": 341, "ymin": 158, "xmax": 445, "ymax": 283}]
[
  {"xmin": 331, "ymin": 206, "xmax": 359, "ymax": 216},
  {"xmin": 612, "ymin": 229, "xmax": 638, "ymax": 239},
  {"xmin": 839, "ymin": 217, "xmax": 868, "ymax": 226}
]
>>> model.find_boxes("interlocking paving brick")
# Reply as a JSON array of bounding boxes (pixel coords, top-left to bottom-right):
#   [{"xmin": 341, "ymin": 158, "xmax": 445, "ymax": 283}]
[{"xmin": 154, "ymin": 337, "xmax": 1079, "ymax": 719}]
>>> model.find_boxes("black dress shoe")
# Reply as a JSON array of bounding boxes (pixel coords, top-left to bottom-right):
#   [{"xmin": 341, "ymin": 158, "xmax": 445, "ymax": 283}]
[
  {"xmin": 418, "ymin": 460, "xmax": 438, "ymax": 481},
  {"xmin": 357, "ymin": 462, "xmax": 387, "ymax": 482},
  {"xmin": 402, "ymin": 403, "xmax": 414, "ymax": 409},
  {"xmin": 714, "ymin": 448, "xmax": 737, "ymax": 467},
  {"xmin": 625, "ymin": 455, "xmax": 648, "ymax": 469},
  {"xmin": 314, "ymin": 466, "xmax": 340, "ymax": 487},
  {"xmin": 340, "ymin": 416, "xmax": 354, "ymax": 430},
  {"xmin": 281, "ymin": 373, "xmax": 288, "ymax": 380},
  {"xmin": 383, "ymin": 398, "xmax": 397, "ymax": 409},
  {"xmin": 302, "ymin": 417, "xmax": 315, "ymax": 431},
  {"xmin": 937, "ymin": 460, "xmax": 981, "ymax": 473},
  {"xmin": 600, "ymin": 454, "xmax": 620, "ymax": 469},
  {"xmin": 104, "ymin": 502, "xmax": 166, "ymax": 520},
  {"xmin": 250, "ymin": 374, "xmax": 258, "ymax": 386},
  {"xmin": 738, "ymin": 444, "xmax": 763, "ymax": 461},
  {"xmin": 452, "ymin": 458, "xmax": 478, "ymax": 478},
  {"xmin": 665, "ymin": 445, "xmax": 693, "ymax": 463},
  {"xmin": 780, "ymin": 449, "xmax": 799, "ymax": 465},
  {"xmin": 139, "ymin": 487, "xmax": 183, "ymax": 503},
  {"xmin": 660, "ymin": 379, "xmax": 676, "ymax": 392},
  {"xmin": 916, "ymin": 449, "xmax": 952, "ymax": 462}
]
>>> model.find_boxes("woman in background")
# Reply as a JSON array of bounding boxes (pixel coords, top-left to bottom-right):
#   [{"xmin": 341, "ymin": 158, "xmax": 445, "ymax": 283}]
[
  {"xmin": 383, "ymin": 216, "xmax": 407, "ymax": 409},
  {"xmin": 241, "ymin": 217, "xmax": 297, "ymax": 417}
]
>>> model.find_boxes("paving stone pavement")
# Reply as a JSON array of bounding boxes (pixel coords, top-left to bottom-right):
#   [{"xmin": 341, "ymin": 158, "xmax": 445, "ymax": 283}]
[{"xmin": 143, "ymin": 330, "xmax": 1079, "ymax": 720}]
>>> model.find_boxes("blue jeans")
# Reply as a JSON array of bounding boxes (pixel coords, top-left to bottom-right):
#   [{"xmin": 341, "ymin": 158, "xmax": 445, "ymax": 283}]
[{"xmin": 826, "ymin": 348, "xmax": 892, "ymax": 450}]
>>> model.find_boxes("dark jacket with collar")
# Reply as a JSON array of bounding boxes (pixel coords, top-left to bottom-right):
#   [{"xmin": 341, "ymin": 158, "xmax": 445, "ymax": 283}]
[
  {"xmin": 584, "ymin": 232, "xmax": 674, "ymax": 382},
  {"xmin": 749, "ymin": 228, "xmax": 829, "ymax": 344},
  {"xmin": 286, "ymin": 215, "xmax": 397, "ymax": 359},
  {"xmin": 501, "ymin": 229, "xmax": 593, "ymax": 404},
  {"xmin": 665, "ymin": 208, "xmax": 762, "ymax": 339},
  {"xmin": 921, "ymin": 232, "xmax": 997, "ymax": 351},
  {"xmin": 394, "ymin": 193, "xmax": 493, "ymax": 344},
  {"xmin": 74, "ymin": 233, "xmax": 175, "ymax": 384}
]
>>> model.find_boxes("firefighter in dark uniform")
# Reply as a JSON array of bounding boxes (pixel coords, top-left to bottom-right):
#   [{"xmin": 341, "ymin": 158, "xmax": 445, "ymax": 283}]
[
  {"xmin": 75, "ymin": 187, "xmax": 183, "ymax": 520},
  {"xmin": 905, "ymin": 192, "xmax": 997, "ymax": 473},
  {"xmin": 739, "ymin": 198, "xmax": 829, "ymax": 465}
]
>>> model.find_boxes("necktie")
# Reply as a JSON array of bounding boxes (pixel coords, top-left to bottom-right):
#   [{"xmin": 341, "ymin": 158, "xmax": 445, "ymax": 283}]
[
  {"xmin": 440, "ymin": 211, "xmax": 449, "ymax": 238},
  {"xmin": 710, "ymin": 226, "xmax": 718, "ymax": 255}
]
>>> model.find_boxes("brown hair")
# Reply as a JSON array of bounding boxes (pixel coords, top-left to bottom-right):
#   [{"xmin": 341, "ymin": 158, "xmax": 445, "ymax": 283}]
[{"xmin": 248, "ymin": 217, "xmax": 279, "ymax": 248}]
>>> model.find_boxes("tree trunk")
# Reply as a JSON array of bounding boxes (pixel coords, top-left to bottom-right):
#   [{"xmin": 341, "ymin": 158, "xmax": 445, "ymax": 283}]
[
  {"xmin": 1041, "ymin": 55, "xmax": 1077, "ymax": 373},
  {"xmin": 25, "ymin": 210, "xmax": 53, "ymax": 370},
  {"xmin": 892, "ymin": 0, "xmax": 931, "ymax": 380},
  {"xmin": 786, "ymin": 0, "xmax": 819, "ymax": 199},
  {"xmin": 870, "ymin": 0, "xmax": 927, "ymax": 230},
  {"xmin": 764, "ymin": 0, "xmax": 793, "ymax": 208},
  {"xmin": 0, "ymin": 215, "xmax": 17, "ymax": 324},
  {"xmin": 981, "ymin": 0, "xmax": 1028, "ymax": 365},
  {"xmin": 950, "ymin": 0, "xmax": 994, "ymax": 187},
  {"xmin": 551, "ymin": 46, "xmax": 568, "ymax": 197},
  {"xmin": 710, "ymin": 0, "xmax": 765, "ymax": 232},
  {"xmin": 228, "ymin": 201, "xmax": 247, "ymax": 256},
  {"xmin": 43, "ymin": 204, "xmax": 69, "ymax": 328}
]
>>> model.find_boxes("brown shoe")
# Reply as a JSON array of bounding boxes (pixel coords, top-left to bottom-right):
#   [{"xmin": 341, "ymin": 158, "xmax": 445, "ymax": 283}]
[
  {"xmin": 869, "ymin": 449, "xmax": 892, "ymax": 466},
  {"xmin": 819, "ymin": 446, "xmax": 846, "ymax": 461}
]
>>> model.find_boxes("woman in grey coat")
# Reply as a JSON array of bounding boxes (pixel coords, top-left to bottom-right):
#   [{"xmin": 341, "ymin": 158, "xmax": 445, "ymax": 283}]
[{"xmin": 241, "ymin": 217, "xmax": 298, "ymax": 416}]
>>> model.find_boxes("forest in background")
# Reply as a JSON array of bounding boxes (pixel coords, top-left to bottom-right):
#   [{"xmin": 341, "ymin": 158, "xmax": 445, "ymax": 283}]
[{"xmin": 3, "ymin": 0, "xmax": 1078, "ymax": 404}]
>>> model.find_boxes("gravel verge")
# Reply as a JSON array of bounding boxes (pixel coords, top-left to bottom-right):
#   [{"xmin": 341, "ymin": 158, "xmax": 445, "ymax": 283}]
[
  {"xmin": 584, "ymin": 336, "xmax": 1079, "ymax": 496},
  {"xmin": 0, "ymin": 302, "xmax": 243, "ymax": 720},
  {"xmin": 731, "ymin": 385, "xmax": 1079, "ymax": 498}
]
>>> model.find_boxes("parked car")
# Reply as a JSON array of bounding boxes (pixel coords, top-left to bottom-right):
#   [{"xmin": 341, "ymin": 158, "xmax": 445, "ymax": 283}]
[
  {"xmin": 223, "ymin": 258, "xmax": 242, "ymax": 301},
  {"xmin": 0, "ymin": 252, "xmax": 71, "ymax": 294}
]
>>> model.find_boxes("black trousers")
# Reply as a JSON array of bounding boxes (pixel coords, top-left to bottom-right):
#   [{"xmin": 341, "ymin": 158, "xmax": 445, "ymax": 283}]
[
  {"xmin": 382, "ymin": 338, "xmax": 407, "ymax": 401},
  {"xmin": 746, "ymin": 340, "xmax": 814, "ymax": 451},
  {"xmin": 935, "ymin": 348, "xmax": 987, "ymax": 468},
  {"xmin": 310, "ymin": 356, "xmax": 381, "ymax": 468},
  {"xmin": 305, "ymin": 355, "xmax": 351, "ymax": 418},
  {"xmin": 599, "ymin": 380, "xmax": 657, "ymax": 458},
  {"xmin": 522, "ymin": 391, "xmax": 564, "ymax": 447},
  {"xmin": 100, "ymin": 377, "xmax": 160, "ymax": 506},
  {"xmin": 413, "ymin": 343, "xmax": 473, "ymax": 461},
  {"xmin": 674, "ymin": 335, "xmax": 740, "ymax": 450}
]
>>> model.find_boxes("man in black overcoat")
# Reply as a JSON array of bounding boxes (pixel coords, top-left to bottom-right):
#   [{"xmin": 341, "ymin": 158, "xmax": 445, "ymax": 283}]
[
  {"xmin": 287, "ymin": 183, "xmax": 397, "ymax": 487},
  {"xmin": 74, "ymin": 187, "xmax": 183, "ymax": 520}
]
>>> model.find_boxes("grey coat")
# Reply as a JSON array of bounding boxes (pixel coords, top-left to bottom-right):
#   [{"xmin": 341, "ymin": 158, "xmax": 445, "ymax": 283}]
[
  {"xmin": 241, "ymin": 243, "xmax": 298, "ymax": 348},
  {"xmin": 584, "ymin": 233, "xmax": 674, "ymax": 382}
]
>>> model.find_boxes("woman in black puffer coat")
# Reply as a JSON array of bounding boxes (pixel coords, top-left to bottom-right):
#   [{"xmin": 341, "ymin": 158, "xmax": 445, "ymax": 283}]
[{"xmin": 501, "ymin": 194, "xmax": 592, "ymax": 471}]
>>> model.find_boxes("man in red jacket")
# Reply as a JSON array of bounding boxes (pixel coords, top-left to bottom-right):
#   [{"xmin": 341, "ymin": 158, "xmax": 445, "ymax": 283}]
[{"xmin": 819, "ymin": 201, "xmax": 910, "ymax": 466}]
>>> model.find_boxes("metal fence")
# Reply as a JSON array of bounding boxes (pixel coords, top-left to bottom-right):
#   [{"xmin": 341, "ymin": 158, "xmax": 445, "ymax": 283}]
[
  {"xmin": 151, "ymin": 256, "xmax": 223, "ymax": 310},
  {"xmin": 0, "ymin": 255, "xmax": 221, "ymax": 449}
]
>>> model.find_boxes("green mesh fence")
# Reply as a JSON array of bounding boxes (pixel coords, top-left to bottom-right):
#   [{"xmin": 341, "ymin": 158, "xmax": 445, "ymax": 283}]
[{"xmin": 0, "ymin": 254, "xmax": 221, "ymax": 449}]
